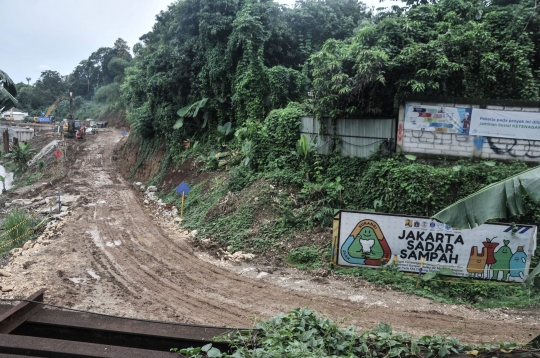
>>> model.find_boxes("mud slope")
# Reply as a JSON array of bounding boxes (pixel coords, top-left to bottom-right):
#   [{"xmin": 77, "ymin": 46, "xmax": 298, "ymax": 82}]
[{"xmin": 1, "ymin": 130, "xmax": 538, "ymax": 344}]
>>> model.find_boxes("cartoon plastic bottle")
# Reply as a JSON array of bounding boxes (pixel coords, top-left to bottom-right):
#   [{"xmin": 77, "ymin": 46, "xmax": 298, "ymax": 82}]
[
  {"xmin": 508, "ymin": 246, "xmax": 527, "ymax": 281},
  {"xmin": 491, "ymin": 240, "xmax": 513, "ymax": 281}
]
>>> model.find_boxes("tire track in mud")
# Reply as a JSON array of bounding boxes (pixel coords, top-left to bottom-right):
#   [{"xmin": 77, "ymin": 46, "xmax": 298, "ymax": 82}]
[{"xmin": 54, "ymin": 131, "xmax": 539, "ymax": 343}]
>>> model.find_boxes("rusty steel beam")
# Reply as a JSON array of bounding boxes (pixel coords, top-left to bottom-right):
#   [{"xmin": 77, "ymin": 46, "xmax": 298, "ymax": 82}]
[
  {"xmin": 0, "ymin": 289, "xmax": 45, "ymax": 334},
  {"xmin": 13, "ymin": 308, "xmax": 232, "ymax": 352},
  {"xmin": 0, "ymin": 334, "xmax": 178, "ymax": 358}
]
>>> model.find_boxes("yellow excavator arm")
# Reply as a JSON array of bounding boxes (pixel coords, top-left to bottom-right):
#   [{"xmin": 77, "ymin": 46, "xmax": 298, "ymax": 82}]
[{"xmin": 45, "ymin": 96, "xmax": 68, "ymax": 117}]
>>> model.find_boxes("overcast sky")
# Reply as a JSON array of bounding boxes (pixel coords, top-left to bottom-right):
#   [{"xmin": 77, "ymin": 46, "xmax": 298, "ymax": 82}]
[{"xmin": 1, "ymin": 0, "xmax": 395, "ymax": 85}]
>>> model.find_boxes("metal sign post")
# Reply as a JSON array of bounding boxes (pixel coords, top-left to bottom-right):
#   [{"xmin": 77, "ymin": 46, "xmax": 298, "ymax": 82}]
[{"xmin": 175, "ymin": 182, "xmax": 191, "ymax": 219}]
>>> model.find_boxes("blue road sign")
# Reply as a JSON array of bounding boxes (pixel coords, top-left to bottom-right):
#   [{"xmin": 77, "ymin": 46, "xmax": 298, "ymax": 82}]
[{"xmin": 176, "ymin": 182, "xmax": 191, "ymax": 196}]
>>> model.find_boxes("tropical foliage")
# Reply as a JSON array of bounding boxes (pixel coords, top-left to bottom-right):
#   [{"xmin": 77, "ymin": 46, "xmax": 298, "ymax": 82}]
[
  {"xmin": 311, "ymin": 0, "xmax": 540, "ymax": 119},
  {"xmin": 8, "ymin": 142, "xmax": 36, "ymax": 172},
  {"xmin": 0, "ymin": 69, "xmax": 18, "ymax": 109},
  {"xmin": 173, "ymin": 308, "xmax": 521, "ymax": 358},
  {"xmin": 121, "ymin": 0, "xmax": 367, "ymax": 146},
  {"xmin": 433, "ymin": 166, "xmax": 540, "ymax": 230}
]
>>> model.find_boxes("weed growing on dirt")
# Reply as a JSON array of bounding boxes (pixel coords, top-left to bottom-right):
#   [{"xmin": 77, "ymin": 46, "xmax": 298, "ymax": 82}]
[
  {"xmin": 171, "ymin": 308, "xmax": 522, "ymax": 357},
  {"xmin": 163, "ymin": 180, "xmax": 253, "ymax": 250},
  {"xmin": 37, "ymin": 160, "xmax": 46, "ymax": 171},
  {"xmin": 3, "ymin": 209, "xmax": 32, "ymax": 242},
  {"xmin": 0, "ymin": 209, "xmax": 36, "ymax": 256},
  {"xmin": 287, "ymin": 245, "xmax": 321, "ymax": 269}
]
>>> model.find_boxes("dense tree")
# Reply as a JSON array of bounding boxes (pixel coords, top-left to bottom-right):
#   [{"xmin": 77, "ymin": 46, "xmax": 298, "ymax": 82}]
[
  {"xmin": 311, "ymin": 0, "xmax": 540, "ymax": 118},
  {"xmin": 33, "ymin": 70, "xmax": 67, "ymax": 105},
  {"xmin": 122, "ymin": 0, "xmax": 366, "ymax": 141},
  {"xmin": 113, "ymin": 38, "xmax": 132, "ymax": 60},
  {"xmin": 14, "ymin": 84, "xmax": 39, "ymax": 114}
]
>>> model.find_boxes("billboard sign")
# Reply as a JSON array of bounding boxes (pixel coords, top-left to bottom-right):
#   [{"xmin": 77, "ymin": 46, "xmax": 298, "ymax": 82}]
[
  {"xmin": 332, "ymin": 211, "xmax": 537, "ymax": 282},
  {"xmin": 470, "ymin": 108, "xmax": 540, "ymax": 140},
  {"xmin": 404, "ymin": 104, "xmax": 472, "ymax": 135}
]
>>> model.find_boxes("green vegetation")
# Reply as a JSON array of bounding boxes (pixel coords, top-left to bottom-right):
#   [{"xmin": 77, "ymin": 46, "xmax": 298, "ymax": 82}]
[
  {"xmin": 172, "ymin": 308, "xmax": 525, "ymax": 357},
  {"xmin": 2, "ymin": 209, "xmax": 32, "ymax": 242},
  {"xmin": 0, "ymin": 69, "xmax": 18, "ymax": 108},
  {"xmin": 8, "ymin": 142, "xmax": 35, "ymax": 172},
  {"xmin": 287, "ymin": 246, "xmax": 322, "ymax": 269},
  {"xmin": 9, "ymin": 0, "xmax": 540, "ymax": 309},
  {"xmin": 160, "ymin": 148, "xmax": 540, "ymax": 308},
  {"xmin": 0, "ymin": 209, "xmax": 35, "ymax": 256},
  {"xmin": 336, "ymin": 264, "xmax": 540, "ymax": 308},
  {"xmin": 14, "ymin": 38, "xmax": 131, "ymax": 120}
]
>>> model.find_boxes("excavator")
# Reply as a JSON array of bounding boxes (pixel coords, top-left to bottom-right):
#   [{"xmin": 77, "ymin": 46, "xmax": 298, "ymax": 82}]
[
  {"xmin": 60, "ymin": 93, "xmax": 85, "ymax": 139},
  {"xmin": 5, "ymin": 108, "xmax": 15, "ymax": 121},
  {"xmin": 35, "ymin": 96, "xmax": 69, "ymax": 123}
]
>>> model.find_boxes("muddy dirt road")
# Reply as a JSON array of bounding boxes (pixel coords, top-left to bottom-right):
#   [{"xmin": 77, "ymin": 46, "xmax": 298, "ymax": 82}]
[{"xmin": 0, "ymin": 130, "xmax": 538, "ymax": 344}]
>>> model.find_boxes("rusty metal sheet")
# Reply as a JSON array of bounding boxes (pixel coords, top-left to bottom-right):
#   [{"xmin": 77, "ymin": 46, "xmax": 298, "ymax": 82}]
[
  {"xmin": 0, "ymin": 289, "xmax": 45, "ymax": 334},
  {"xmin": 14, "ymin": 309, "xmax": 232, "ymax": 352},
  {"xmin": 0, "ymin": 334, "xmax": 177, "ymax": 357}
]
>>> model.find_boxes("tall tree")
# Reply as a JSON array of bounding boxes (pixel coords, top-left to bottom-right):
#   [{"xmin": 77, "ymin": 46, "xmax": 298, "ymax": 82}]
[
  {"xmin": 311, "ymin": 0, "xmax": 540, "ymax": 119},
  {"xmin": 113, "ymin": 38, "xmax": 132, "ymax": 60},
  {"xmin": 34, "ymin": 70, "xmax": 68, "ymax": 107}
]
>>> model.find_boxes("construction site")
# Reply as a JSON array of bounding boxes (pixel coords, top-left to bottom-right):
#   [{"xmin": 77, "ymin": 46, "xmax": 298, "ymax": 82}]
[{"xmin": 0, "ymin": 122, "xmax": 532, "ymax": 356}]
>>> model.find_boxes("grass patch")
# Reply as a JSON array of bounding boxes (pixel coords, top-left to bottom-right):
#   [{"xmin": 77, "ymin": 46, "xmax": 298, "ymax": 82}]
[
  {"xmin": 0, "ymin": 209, "xmax": 35, "ymax": 256},
  {"xmin": 287, "ymin": 245, "xmax": 321, "ymax": 270},
  {"xmin": 334, "ymin": 264, "xmax": 540, "ymax": 309}
]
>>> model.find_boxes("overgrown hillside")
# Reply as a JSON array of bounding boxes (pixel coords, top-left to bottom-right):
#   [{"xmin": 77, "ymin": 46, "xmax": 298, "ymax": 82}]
[
  {"xmin": 112, "ymin": 0, "xmax": 540, "ymax": 310},
  {"xmin": 118, "ymin": 114, "xmax": 540, "ymax": 308}
]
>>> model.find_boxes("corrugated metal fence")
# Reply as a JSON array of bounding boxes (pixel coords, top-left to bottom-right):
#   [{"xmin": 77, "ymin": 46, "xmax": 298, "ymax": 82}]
[{"xmin": 300, "ymin": 117, "xmax": 396, "ymax": 158}]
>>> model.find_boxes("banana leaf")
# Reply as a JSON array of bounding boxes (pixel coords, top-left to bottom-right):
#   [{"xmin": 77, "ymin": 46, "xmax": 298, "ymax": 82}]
[
  {"xmin": 524, "ymin": 262, "xmax": 540, "ymax": 288},
  {"xmin": 174, "ymin": 98, "xmax": 209, "ymax": 129},
  {"xmin": 0, "ymin": 69, "xmax": 18, "ymax": 108},
  {"xmin": 432, "ymin": 165, "xmax": 540, "ymax": 229}
]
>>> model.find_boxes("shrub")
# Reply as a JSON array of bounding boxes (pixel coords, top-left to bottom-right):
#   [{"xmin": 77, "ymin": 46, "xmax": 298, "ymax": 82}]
[
  {"xmin": 227, "ymin": 166, "xmax": 254, "ymax": 192},
  {"xmin": 9, "ymin": 142, "xmax": 35, "ymax": 171},
  {"xmin": 37, "ymin": 160, "xmax": 46, "ymax": 171},
  {"xmin": 288, "ymin": 245, "xmax": 320, "ymax": 268},
  {"xmin": 2, "ymin": 209, "xmax": 32, "ymax": 242}
]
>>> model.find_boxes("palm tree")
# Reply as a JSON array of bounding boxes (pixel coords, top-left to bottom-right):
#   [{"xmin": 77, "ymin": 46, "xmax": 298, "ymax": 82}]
[
  {"xmin": 432, "ymin": 165, "xmax": 540, "ymax": 287},
  {"xmin": 26, "ymin": 77, "xmax": 31, "ymax": 85},
  {"xmin": 0, "ymin": 69, "xmax": 18, "ymax": 109}
]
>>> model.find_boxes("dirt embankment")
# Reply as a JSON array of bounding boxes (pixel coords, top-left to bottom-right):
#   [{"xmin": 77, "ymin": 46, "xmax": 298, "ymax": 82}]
[{"xmin": 0, "ymin": 130, "xmax": 537, "ymax": 345}]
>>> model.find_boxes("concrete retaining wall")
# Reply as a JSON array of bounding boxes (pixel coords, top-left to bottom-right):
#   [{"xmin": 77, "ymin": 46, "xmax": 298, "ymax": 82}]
[{"xmin": 397, "ymin": 102, "xmax": 540, "ymax": 162}]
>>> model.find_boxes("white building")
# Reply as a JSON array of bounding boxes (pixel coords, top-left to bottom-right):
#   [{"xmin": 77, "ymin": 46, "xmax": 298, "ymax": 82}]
[{"xmin": 0, "ymin": 108, "xmax": 29, "ymax": 121}]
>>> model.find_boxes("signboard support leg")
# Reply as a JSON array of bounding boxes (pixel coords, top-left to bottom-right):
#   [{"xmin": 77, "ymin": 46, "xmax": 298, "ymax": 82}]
[
  {"xmin": 180, "ymin": 192, "xmax": 185, "ymax": 219},
  {"xmin": 416, "ymin": 257, "xmax": 425, "ymax": 288}
]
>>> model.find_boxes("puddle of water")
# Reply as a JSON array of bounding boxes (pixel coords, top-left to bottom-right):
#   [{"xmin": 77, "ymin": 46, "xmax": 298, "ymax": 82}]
[
  {"xmin": 0, "ymin": 165, "xmax": 13, "ymax": 190},
  {"xmin": 87, "ymin": 269, "xmax": 100, "ymax": 280}
]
